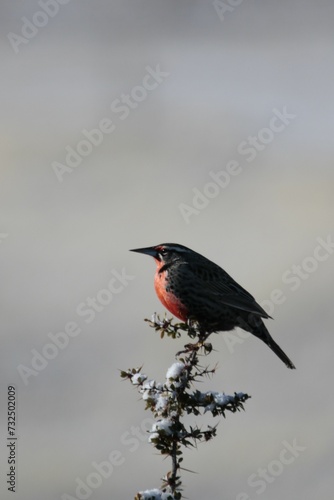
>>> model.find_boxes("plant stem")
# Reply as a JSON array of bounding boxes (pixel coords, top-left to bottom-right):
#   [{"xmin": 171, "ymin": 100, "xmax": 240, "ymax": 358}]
[{"xmin": 170, "ymin": 434, "xmax": 178, "ymax": 493}]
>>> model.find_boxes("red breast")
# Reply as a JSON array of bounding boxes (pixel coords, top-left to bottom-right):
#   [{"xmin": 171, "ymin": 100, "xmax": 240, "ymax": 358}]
[{"xmin": 154, "ymin": 259, "xmax": 188, "ymax": 322}]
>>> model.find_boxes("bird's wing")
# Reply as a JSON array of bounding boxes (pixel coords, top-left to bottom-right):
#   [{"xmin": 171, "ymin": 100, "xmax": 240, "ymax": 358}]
[{"xmin": 185, "ymin": 261, "xmax": 271, "ymax": 319}]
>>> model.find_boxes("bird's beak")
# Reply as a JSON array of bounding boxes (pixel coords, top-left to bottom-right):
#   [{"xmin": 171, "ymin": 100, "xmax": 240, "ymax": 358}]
[{"xmin": 130, "ymin": 246, "xmax": 159, "ymax": 259}]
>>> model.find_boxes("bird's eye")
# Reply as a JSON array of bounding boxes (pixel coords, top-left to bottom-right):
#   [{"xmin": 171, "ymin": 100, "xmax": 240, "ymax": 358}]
[{"xmin": 159, "ymin": 248, "xmax": 167, "ymax": 257}]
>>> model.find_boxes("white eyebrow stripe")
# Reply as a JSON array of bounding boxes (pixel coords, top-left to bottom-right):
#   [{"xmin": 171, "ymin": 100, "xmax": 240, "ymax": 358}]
[{"xmin": 160, "ymin": 244, "xmax": 189, "ymax": 253}]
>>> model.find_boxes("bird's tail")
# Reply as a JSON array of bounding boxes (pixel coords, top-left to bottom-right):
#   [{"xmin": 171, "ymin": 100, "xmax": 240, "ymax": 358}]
[
  {"xmin": 247, "ymin": 317, "xmax": 296, "ymax": 369},
  {"xmin": 266, "ymin": 335, "xmax": 296, "ymax": 369}
]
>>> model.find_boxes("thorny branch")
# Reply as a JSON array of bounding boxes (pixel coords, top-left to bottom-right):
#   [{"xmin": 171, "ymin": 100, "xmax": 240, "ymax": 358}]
[{"xmin": 121, "ymin": 315, "xmax": 250, "ymax": 500}]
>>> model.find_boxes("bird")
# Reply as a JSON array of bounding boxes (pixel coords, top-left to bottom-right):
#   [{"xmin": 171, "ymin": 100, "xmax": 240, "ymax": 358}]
[{"xmin": 130, "ymin": 243, "xmax": 295, "ymax": 369}]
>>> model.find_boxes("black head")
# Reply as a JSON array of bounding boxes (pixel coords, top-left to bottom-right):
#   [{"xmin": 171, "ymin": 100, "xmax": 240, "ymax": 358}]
[{"xmin": 130, "ymin": 243, "xmax": 192, "ymax": 263}]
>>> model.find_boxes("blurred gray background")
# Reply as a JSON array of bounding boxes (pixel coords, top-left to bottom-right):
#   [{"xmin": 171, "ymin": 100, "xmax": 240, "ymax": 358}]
[{"xmin": 1, "ymin": 1, "xmax": 334, "ymax": 499}]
